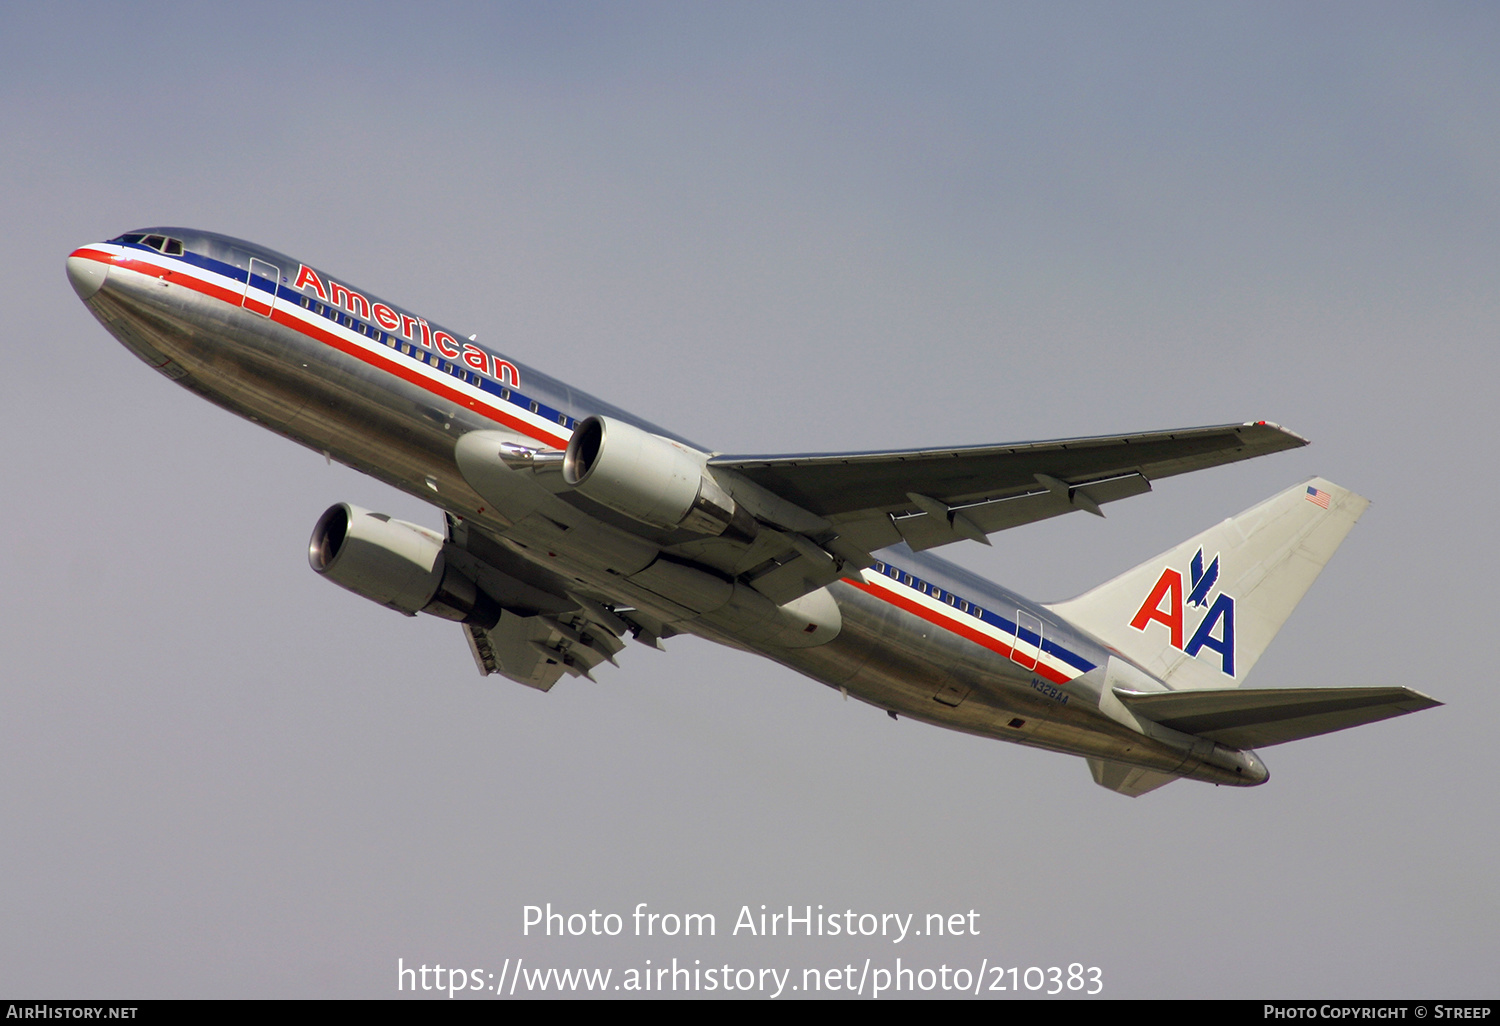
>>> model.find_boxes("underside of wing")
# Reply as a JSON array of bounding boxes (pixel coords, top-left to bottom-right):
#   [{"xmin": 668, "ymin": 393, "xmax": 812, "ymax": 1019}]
[
  {"xmin": 464, "ymin": 607, "xmax": 628, "ymax": 691},
  {"xmin": 443, "ymin": 514, "xmax": 667, "ymax": 690},
  {"xmin": 710, "ymin": 421, "xmax": 1306, "ymax": 556},
  {"xmin": 1114, "ymin": 686, "xmax": 1442, "ymax": 749}
]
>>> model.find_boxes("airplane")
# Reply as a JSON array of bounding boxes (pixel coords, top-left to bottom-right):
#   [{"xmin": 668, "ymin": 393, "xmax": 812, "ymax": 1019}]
[{"xmin": 65, "ymin": 228, "xmax": 1439, "ymax": 796}]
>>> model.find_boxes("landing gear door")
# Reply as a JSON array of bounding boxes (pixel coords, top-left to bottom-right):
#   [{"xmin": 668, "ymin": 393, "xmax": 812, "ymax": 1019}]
[{"xmin": 242, "ymin": 258, "xmax": 280, "ymax": 317}]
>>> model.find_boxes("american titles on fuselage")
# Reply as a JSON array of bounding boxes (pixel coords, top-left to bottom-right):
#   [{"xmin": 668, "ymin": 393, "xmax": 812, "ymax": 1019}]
[
  {"xmin": 110, "ymin": 231, "xmax": 522, "ymax": 391},
  {"xmin": 290, "ymin": 263, "xmax": 520, "ymax": 389}
]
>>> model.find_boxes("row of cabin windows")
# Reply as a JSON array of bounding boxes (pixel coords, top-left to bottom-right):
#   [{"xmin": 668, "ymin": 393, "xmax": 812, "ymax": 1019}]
[
  {"xmin": 293, "ymin": 295, "xmax": 573, "ymax": 429},
  {"xmin": 870, "ymin": 561, "xmax": 981, "ymax": 618}
]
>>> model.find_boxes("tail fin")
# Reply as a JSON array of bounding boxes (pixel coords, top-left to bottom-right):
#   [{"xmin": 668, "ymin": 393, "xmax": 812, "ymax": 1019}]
[{"xmin": 1047, "ymin": 478, "xmax": 1368, "ymax": 691}]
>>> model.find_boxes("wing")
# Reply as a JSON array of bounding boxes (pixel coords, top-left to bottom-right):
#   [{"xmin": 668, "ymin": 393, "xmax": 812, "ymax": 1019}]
[
  {"xmin": 451, "ymin": 421, "xmax": 1305, "ymax": 621},
  {"xmin": 711, "ymin": 421, "xmax": 1306, "ymax": 558},
  {"xmin": 442, "ymin": 514, "xmax": 669, "ymax": 691}
]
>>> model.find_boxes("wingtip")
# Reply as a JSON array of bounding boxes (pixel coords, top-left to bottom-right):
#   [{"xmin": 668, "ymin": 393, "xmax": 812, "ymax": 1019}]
[
  {"xmin": 1400, "ymin": 688, "xmax": 1444, "ymax": 711},
  {"xmin": 1243, "ymin": 421, "xmax": 1311, "ymax": 447}
]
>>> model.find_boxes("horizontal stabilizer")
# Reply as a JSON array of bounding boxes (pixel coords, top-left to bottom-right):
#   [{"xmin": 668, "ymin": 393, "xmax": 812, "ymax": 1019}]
[
  {"xmin": 1086, "ymin": 758, "xmax": 1182, "ymax": 797},
  {"xmin": 1115, "ymin": 686, "xmax": 1441, "ymax": 749}
]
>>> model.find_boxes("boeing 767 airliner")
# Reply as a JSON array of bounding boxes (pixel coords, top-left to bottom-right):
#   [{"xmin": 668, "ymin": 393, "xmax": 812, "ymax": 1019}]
[{"xmin": 66, "ymin": 228, "xmax": 1438, "ymax": 796}]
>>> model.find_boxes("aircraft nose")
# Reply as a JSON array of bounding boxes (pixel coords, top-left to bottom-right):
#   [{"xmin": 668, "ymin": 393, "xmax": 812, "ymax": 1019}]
[{"xmin": 66, "ymin": 247, "xmax": 109, "ymax": 300}]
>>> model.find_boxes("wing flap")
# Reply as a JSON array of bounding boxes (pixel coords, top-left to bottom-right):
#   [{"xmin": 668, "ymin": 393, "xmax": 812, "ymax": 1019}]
[
  {"xmin": 890, "ymin": 471, "xmax": 1154, "ymax": 551},
  {"xmin": 1114, "ymin": 686, "xmax": 1442, "ymax": 749}
]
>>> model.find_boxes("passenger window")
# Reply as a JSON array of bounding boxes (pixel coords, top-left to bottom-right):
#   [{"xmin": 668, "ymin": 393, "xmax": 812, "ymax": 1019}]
[{"xmin": 529, "ymin": 400, "xmax": 539, "ymax": 414}]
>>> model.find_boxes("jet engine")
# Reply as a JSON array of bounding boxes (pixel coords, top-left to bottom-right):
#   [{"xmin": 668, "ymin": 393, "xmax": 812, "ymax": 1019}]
[
  {"xmin": 308, "ymin": 503, "xmax": 499, "ymax": 626},
  {"xmin": 562, "ymin": 415, "xmax": 756, "ymax": 542}
]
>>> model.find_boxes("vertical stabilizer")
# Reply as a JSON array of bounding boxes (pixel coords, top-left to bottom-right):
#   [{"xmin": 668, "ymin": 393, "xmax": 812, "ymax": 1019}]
[{"xmin": 1047, "ymin": 478, "xmax": 1368, "ymax": 691}]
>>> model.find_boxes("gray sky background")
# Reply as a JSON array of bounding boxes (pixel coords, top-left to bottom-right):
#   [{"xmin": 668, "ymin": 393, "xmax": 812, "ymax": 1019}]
[{"xmin": 2, "ymin": 1, "xmax": 1495, "ymax": 999}]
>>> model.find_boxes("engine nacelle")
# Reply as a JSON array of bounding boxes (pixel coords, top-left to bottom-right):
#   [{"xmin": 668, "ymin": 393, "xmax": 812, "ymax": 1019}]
[
  {"xmin": 308, "ymin": 503, "xmax": 498, "ymax": 626},
  {"xmin": 562, "ymin": 415, "xmax": 756, "ymax": 542}
]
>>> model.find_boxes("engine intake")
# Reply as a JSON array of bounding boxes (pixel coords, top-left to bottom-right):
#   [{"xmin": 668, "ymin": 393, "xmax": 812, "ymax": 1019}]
[
  {"xmin": 562, "ymin": 416, "xmax": 756, "ymax": 542},
  {"xmin": 308, "ymin": 503, "xmax": 498, "ymax": 626}
]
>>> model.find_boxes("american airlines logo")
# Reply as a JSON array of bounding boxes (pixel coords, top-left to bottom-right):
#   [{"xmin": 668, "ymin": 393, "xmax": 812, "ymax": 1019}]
[
  {"xmin": 1129, "ymin": 547, "xmax": 1236, "ymax": 676},
  {"xmin": 291, "ymin": 264, "xmax": 520, "ymax": 387}
]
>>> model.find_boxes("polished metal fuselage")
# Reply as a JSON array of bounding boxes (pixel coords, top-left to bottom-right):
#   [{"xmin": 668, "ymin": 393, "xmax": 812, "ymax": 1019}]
[{"xmin": 72, "ymin": 228, "xmax": 1262, "ymax": 787}]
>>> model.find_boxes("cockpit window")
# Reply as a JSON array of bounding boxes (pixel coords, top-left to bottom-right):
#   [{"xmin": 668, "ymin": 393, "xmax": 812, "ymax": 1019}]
[{"xmin": 115, "ymin": 233, "xmax": 185, "ymax": 255}]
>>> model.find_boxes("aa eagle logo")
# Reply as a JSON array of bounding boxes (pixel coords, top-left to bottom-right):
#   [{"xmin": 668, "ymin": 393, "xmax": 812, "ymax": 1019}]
[{"xmin": 1129, "ymin": 548, "xmax": 1236, "ymax": 676}]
